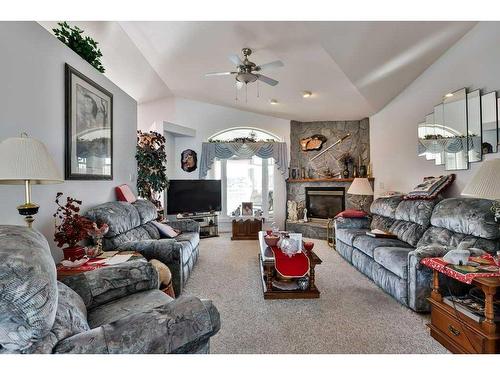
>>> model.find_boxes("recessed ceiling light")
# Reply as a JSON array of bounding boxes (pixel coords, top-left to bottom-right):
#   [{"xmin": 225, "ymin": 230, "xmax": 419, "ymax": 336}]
[
  {"xmin": 445, "ymin": 93, "xmax": 454, "ymax": 98},
  {"xmin": 270, "ymin": 99, "xmax": 278, "ymax": 105},
  {"xmin": 302, "ymin": 91, "xmax": 312, "ymax": 98}
]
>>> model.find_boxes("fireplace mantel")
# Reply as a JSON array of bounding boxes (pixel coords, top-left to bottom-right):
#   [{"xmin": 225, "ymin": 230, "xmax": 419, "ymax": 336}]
[{"xmin": 287, "ymin": 177, "xmax": 374, "ymax": 183}]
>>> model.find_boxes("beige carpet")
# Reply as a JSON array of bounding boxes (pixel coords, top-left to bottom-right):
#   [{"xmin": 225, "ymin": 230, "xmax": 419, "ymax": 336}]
[{"xmin": 183, "ymin": 233, "xmax": 447, "ymax": 354}]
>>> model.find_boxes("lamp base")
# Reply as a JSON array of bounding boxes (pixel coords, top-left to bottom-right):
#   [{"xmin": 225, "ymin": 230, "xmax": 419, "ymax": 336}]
[{"xmin": 17, "ymin": 202, "xmax": 39, "ymax": 228}]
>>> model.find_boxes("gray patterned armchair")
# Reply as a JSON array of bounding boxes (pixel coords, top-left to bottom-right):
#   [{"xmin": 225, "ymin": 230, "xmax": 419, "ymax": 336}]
[
  {"xmin": 0, "ymin": 225, "xmax": 220, "ymax": 354},
  {"xmin": 335, "ymin": 197, "xmax": 500, "ymax": 312},
  {"xmin": 85, "ymin": 200, "xmax": 200, "ymax": 296}
]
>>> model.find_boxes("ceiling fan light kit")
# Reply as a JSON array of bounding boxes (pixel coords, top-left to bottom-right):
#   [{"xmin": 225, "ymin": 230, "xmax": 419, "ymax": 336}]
[
  {"xmin": 270, "ymin": 99, "xmax": 278, "ymax": 105},
  {"xmin": 205, "ymin": 47, "xmax": 284, "ymax": 102},
  {"xmin": 302, "ymin": 91, "xmax": 312, "ymax": 98}
]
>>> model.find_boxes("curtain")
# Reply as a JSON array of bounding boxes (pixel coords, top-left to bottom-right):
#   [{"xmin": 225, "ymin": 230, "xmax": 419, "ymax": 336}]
[{"xmin": 199, "ymin": 142, "xmax": 289, "ymax": 179}]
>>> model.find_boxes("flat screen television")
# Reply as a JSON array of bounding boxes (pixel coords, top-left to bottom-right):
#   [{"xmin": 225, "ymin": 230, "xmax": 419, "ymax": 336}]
[{"xmin": 167, "ymin": 179, "xmax": 222, "ymax": 214}]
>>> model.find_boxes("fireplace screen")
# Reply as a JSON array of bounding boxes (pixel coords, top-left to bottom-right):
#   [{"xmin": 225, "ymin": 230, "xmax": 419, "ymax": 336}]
[{"xmin": 305, "ymin": 187, "xmax": 345, "ymax": 219}]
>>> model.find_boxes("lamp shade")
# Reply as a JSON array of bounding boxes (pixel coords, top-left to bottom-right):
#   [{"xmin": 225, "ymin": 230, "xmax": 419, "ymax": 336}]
[
  {"xmin": 461, "ymin": 159, "xmax": 500, "ymax": 200},
  {"xmin": 347, "ymin": 178, "xmax": 373, "ymax": 196},
  {"xmin": 0, "ymin": 135, "xmax": 63, "ymax": 185}
]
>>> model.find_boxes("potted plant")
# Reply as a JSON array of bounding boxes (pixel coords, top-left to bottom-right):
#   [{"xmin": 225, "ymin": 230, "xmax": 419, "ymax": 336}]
[
  {"xmin": 53, "ymin": 192, "xmax": 95, "ymax": 260},
  {"xmin": 136, "ymin": 130, "xmax": 169, "ymax": 210}
]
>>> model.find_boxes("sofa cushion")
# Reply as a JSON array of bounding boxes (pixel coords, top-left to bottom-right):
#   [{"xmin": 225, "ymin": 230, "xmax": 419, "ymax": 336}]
[
  {"xmin": 417, "ymin": 226, "xmax": 499, "ymax": 253},
  {"xmin": 370, "ymin": 215, "xmax": 395, "ymax": 232},
  {"xmin": 85, "ymin": 202, "xmax": 141, "ymax": 237},
  {"xmin": 370, "ymin": 196, "xmax": 403, "ymax": 218},
  {"xmin": 0, "ymin": 226, "xmax": 58, "ymax": 352},
  {"xmin": 103, "ymin": 225, "xmax": 160, "ymax": 250},
  {"xmin": 394, "ymin": 199, "xmax": 436, "ymax": 226},
  {"xmin": 87, "ymin": 289, "xmax": 172, "ymax": 328},
  {"xmin": 352, "ymin": 235, "xmax": 411, "ymax": 258},
  {"xmin": 373, "ymin": 247, "xmax": 413, "ymax": 280},
  {"xmin": 132, "ymin": 200, "xmax": 158, "ymax": 225},
  {"xmin": 430, "ymin": 198, "xmax": 500, "ymax": 240},
  {"xmin": 335, "ymin": 228, "xmax": 367, "ymax": 246},
  {"xmin": 389, "ymin": 220, "xmax": 426, "ymax": 247}
]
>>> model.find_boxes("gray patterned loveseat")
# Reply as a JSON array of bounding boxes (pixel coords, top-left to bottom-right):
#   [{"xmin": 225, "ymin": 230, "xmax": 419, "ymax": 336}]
[
  {"xmin": 335, "ymin": 197, "xmax": 500, "ymax": 312},
  {"xmin": 0, "ymin": 225, "xmax": 220, "ymax": 354},
  {"xmin": 85, "ymin": 200, "xmax": 199, "ymax": 296}
]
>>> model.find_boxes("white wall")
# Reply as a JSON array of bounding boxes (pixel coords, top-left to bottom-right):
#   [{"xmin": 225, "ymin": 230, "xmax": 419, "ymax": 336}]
[
  {"xmin": 0, "ymin": 22, "xmax": 137, "ymax": 260},
  {"xmin": 370, "ymin": 22, "xmax": 500, "ymax": 198},
  {"xmin": 138, "ymin": 96, "xmax": 291, "ymax": 227}
]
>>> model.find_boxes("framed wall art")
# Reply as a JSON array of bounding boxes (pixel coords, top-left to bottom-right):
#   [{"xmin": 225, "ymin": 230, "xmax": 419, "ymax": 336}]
[
  {"xmin": 181, "ymin": 149, "xmax": 197, "ymax": 172},
  {"xmin": 65, "ymin": 63, "xmax": 113, "ymax": 180}
]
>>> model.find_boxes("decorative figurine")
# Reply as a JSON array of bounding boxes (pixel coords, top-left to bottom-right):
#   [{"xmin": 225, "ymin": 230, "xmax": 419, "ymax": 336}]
[
  {"xmin": 303, "ymin": 208, "xmax": 308, "ymax": 223},
  {"xmin": 287, "ymin": 200, "xmax": 298, "ymax": 222}
]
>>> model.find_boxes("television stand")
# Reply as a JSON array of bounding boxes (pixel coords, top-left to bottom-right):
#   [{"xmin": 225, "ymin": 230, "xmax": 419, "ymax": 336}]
[{"xmin": 177, "ymin": 212, "xmax": 219, "ymax": 239}]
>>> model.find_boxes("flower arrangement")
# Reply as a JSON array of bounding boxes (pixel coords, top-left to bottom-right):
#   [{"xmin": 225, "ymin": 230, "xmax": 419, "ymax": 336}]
[{"xmin": 53, "ymin": 192, "xmax": 94, "ymax": 249}]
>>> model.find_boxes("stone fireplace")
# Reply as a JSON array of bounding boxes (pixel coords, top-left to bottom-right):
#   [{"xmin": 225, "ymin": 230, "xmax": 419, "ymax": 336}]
[{"xmin": 305, "ymin": 187, "xmax": 345, "ymax": 220}]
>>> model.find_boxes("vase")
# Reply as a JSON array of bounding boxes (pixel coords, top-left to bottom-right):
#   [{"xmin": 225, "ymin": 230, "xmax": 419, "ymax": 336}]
[{"xmin": 63, "ymin": 246, "xmax": 86, "ymax": 261}]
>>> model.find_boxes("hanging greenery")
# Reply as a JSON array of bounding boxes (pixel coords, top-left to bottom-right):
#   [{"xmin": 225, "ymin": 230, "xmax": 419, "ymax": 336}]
[
  {"xmin": 53, "ymin": 22, "xmax": 105, "ymax": 73},
  {"xmin": 136, "ymin": 130, "xmax": 169, "ymax": 209}
]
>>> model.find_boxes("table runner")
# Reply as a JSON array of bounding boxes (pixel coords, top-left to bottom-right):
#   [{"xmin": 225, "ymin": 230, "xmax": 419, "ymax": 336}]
[
  {"xmin": 421, "ymin": 255, "xmax": 500, "ymax": 284},
  {"xmin": 271, "ymin": 246, "xmax": 309, "ymax": 278}
]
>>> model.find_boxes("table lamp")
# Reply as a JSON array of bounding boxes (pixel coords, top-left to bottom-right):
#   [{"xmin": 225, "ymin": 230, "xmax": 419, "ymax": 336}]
[
  {"xmin": 461, "ymin": 158, "xmax": 500, "ymax": 221},
  {"xmin": 347, "ymin": 178, "xmax": 374, "ymax": 211},
  {"xmin": 0, "ymin": 133, "xmax": 63, "ymax": 227}
]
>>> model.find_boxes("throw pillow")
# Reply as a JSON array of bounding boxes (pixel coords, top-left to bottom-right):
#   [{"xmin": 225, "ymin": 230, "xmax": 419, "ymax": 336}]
[
  {"xmin": 115, "ymin": 184, "xmax": 137, "ymax": 203},
  {"xmin": 335, "ymin": 209, "xmax": 368, "ymax": 219},
  {"xmin": 404, "ymin": 174, "xmax": 455, "ymax": 200},
  {"xmin": 152, "ymin": 221, "xmax": 180, "ymax": 238}
]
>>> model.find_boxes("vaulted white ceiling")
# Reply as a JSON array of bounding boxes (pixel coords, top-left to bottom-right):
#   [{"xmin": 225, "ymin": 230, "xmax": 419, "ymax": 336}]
[{"xmin": 40, "ymin": 21, "xmax": 476, "ymax": 121}]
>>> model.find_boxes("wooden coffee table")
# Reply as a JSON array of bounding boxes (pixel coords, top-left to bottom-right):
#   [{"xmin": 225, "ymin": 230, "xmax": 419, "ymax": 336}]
[{"xmin": 258, "ymin": 231, "xmax": 322, "ymax": 299}]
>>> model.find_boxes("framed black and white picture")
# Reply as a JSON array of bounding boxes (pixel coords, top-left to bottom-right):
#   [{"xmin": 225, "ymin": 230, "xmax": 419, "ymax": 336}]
[{"xmin": 65, "ymin": 64, "xmax": 113, "ymax": 180}]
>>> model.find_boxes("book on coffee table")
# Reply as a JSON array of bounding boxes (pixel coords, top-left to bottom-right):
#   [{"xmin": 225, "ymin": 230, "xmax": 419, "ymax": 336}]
[{"xmin": 365, "ymin": 229, "xmax": 397, "ymax": 239}]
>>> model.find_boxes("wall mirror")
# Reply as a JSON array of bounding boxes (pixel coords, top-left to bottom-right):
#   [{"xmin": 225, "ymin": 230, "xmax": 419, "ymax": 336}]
[
  {"xmin": 467, "ymin": 90, "xmax": 482, "ymax": 162},
  {"xmin": 481, "ymin": 91, "xmax": 497, "ymax": 154},
  {"xmin": 443, "ymin": 88, "xmax": 468, "ymax": 170},
  {"xmin": 425, "ymin": 113, "xmax": 436, "ymax": 161},
  {"xmin": 433, "ymin": 104, "xmax": 445, "ymax": 165}
]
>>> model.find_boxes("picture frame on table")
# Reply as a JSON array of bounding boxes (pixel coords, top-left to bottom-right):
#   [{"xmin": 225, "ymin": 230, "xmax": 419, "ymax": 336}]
[
  {"xmin": 241, "ymin": 202, "xmax": 253, "ymax": 216},
  {"xmin": 65, "ymin": 63, "xmax": 113, "ymax": 180}
]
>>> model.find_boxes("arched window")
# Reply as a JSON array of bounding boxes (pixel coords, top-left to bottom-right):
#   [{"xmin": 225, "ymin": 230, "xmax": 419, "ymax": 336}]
[
  {"xmin": 208, "ymin": 127, "xmax": 279, "ymax": 219},
  {"xmin": 208, "ymin": 127, "xmax": 281, "ymax": 142}
]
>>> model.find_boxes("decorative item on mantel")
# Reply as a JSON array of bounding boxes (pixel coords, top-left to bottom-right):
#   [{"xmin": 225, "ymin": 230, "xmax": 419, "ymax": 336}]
[
  {"xmin": 0, "ymin": 133, "xmax": 63, "ymax": 227},
  {"xmin": 307, "ymin": 133, "xmax": 351, "ymax": 178},
  {"xmin": 300, "ymin": 134, "xmax": 327, "ymax": 151}
]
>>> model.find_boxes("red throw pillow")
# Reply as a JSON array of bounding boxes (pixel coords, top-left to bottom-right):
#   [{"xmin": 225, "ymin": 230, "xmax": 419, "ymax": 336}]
[
  {"xmin": 335, "ymin": 209, "xmax": 368, "ymax": 219},
  {"xmin": 115, "ymin": 184, "xmax": 137, "ymax": 203}
]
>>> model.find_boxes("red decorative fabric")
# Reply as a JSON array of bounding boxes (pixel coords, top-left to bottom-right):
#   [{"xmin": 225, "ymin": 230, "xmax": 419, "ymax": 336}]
[
  {"xmin": 334, "ymin": 209, "xmax": 368, "ymax": 219},
  {"xmin": 271, "ymin": 246, "xmax": 310, "ymax": 278},
  {"xmin": 56, "ymin": 257, "xmax": 107, "ymax": 272},
  {"xmin": 421, "ymin": 255, "xmax": 500, "ymax": 284},
  {"xmin": 115, "ymin": 184, "xmax": 137, "ymax": 203}
]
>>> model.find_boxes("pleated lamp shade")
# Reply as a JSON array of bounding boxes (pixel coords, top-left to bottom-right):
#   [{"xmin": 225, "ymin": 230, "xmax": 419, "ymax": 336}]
[
  {"xmin": 0, "ymin": 135, "xmax": 63, "ymax": 184},
  {"xmin": 461, "ymin": 159, "xmax": 500, "ymax": 200},
  {"xmin": 347, "ymin": 178, "xmax": 374, "ymax": 196}
]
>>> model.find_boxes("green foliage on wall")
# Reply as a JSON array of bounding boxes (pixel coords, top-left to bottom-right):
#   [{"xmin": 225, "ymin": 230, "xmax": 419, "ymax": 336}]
[
  {"xmin": 53, "ymin": 22, "xmax": 105, "ymax": 73},
  {"xmin": 136, "ymin": 131, "xmax": 169, "ymax": 209}
]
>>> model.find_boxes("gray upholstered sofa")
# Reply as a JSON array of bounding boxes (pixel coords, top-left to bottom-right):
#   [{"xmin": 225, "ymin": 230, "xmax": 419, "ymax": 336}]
[
  {"xmin": 335, "ymin": 196, "xmax": 500, "ymax": 312},
  {"xmin": 0, "ymin": 225, "xmax": 220, "ymax": 354},
  {"xmin": 85, "ymin": 200, "xmax": 199, "ymax": 296}
]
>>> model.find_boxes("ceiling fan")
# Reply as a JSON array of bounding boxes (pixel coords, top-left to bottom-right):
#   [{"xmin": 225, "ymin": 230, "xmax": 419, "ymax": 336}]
[{"xmin": 205, "ymin": 48, "xmax": 284, "ymax": 89}]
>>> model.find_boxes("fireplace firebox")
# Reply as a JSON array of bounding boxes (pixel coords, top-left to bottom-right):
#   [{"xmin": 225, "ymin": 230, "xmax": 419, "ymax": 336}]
[{"xmin": 305, "ymin": 187, "xmax": 345, "ymax": 220}]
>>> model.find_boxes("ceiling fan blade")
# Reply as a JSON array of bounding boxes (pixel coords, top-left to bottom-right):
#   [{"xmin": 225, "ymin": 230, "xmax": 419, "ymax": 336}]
[
  {"xmin": 257, "ymin": 60, "xmax": 284, "ymax": 71},
  {"xmin": 256, "ymin": 74, "xmax": 279, "ymax": 86},
  {"xmin": 205, "ymin": 71, "xmax": 237, "ymax": 77},
  {"xmin": 228, "ymin": 54, "xmax": 243, "ymax": 66},
  {"xmin": 235, "ymin": 81, "xmax": 244, "ymax": 90}
]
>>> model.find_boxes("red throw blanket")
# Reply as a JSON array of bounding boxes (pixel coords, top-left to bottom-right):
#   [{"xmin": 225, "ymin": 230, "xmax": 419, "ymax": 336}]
[{"xmin": 271, "ymin": 246, "xmax": 310, "ymax": 278}]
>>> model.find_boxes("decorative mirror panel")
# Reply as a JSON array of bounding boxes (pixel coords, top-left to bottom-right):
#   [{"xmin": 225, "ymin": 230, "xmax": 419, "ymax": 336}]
[
  {"xmin": 481, "ymin": 92, "xmax": 497, "ymax": 154},
  {"xmin": 467, "ymin": 90, "xmax": 481, "ymax": 162},
  {"xmin": 443, "ymin": 88, "xmax": 468, "ymax": 171},
  {"xmin": 433, "ymin": 104, "xmax": 445, "ymax": 165}
]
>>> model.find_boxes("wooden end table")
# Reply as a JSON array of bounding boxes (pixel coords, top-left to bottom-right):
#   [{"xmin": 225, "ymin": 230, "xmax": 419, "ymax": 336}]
[
  {"xmin": 258, "ymin": 231, "xmax": 322, "ymax": 299},
  {"xmin": 231, "ymin": 217, "xmax": 263, "ymax": 240},
  {"xmin": 427, "ymin": 268, "xmax": 500, "ymax": 354}
]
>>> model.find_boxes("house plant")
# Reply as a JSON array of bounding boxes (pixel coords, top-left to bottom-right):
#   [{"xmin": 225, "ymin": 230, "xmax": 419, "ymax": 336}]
[
  {"xmin": 136, "ymin": 130, "xmax": 169, "ymax": 209},
  {"xmin": 53, "ymin": 192, "xmax": 95, "ymax": 260}
]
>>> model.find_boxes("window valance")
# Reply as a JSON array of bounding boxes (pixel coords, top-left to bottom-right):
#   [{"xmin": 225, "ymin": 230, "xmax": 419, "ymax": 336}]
[{"xmin": 199, "ymin": 142, "xmax": 289, "ymax": 179}]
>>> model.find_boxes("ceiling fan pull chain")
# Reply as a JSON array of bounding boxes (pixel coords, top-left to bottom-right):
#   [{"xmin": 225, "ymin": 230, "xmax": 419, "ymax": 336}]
[
  {"xmin": 235, "ymin": 84, "xmax": 238, "ymax": 102},
  {"xmin": 245, "ymin": 84, "xmax": 248, "ymax": 104},
  {"xmin": 257, "ymin": 80, "xmax": 260, "ymax": 98}
]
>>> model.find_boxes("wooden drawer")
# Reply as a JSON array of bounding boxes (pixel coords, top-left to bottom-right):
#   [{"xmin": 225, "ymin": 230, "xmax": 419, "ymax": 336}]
[{"xmin": 430, "ymin": 304, "xmax": 485, "ymax": 353}]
